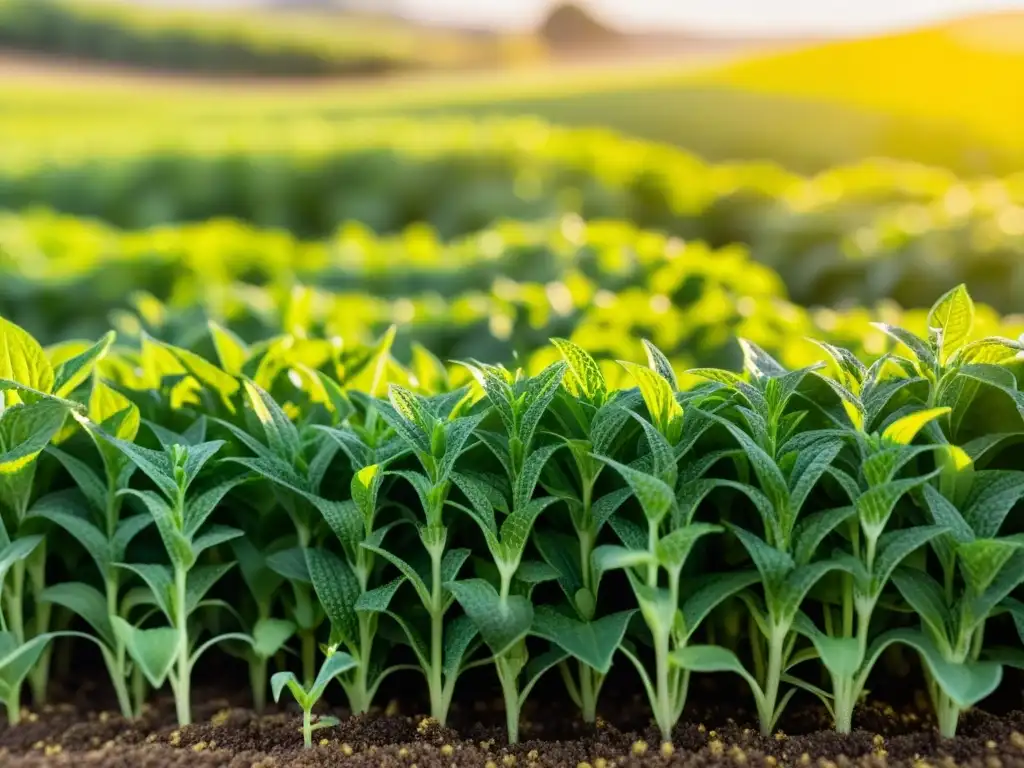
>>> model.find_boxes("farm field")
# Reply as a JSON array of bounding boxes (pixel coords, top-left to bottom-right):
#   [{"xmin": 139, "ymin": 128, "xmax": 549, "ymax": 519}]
[{"xmin": 1, "ymin": 5, "xmax": 1024, "ymax": 767}]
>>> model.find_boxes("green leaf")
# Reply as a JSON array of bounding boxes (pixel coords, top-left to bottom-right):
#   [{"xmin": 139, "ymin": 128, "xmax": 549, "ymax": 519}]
[
  {"xmin": 27, "ymin": 494, "xmax": 111, "ymax": 574},
  {"xmin": 642, "ymin": 339, "xmax": 679, "ymax": 390},
  {"xmin": 305, "ymin": 548, "xmax": 360, "ymax": 648},
  {"xmin": 534, "ymin": 530, "xmax": 582, "ymax": 604},
  {"xmin": 0, "ymin": 316, "xmax": 54, "ymax": 395},
  {"xmin": 39, "ymin": 581, "xmax": 114, "ymax": 647},
  {"xmin": 499, "ymin": 497, "xmax": 559, "ymax": 566},
  {"xmin": 117, "ymin": 562, "xmax": 174, "ymax": 622},
  {"xmin": 670, "ymin": 645, "xmax": 761, "ymax": 694},
  {"xmin": 872, "ymin": 323, "xmax": 936, "ymax": 371},
  {"xmin": 0, "ymin": 535, "xmax": 43, "ymax": 587},
  {"xmin": 311, "ymin": 651, "xmax": 358, "ymax": 698},
  {"xmin": 46, "ymin": 446, "xmax": 106, "ymax": 512},
  {"xmin": 361, "ymin": 542, "xmax": 430, "ymax": 607},
  {"xmin": 531, "ymin": 606, "xmax": 634, "ymax": 674},
  {"xmin": 963, "ymin": 470, "xmax": 1024, "ymax": 539},
  {"xmin": 185, "ymin": 478, "xmax": 248, "ymax": 538},
  {"xmin": 437, "ymin": 412, "xmax": 486, "ymax": 481},
  {"xmin": 594, "ymin": 455, "xmax": 675, "ymax": 525},
  {"xmin": 111, "ymin": 617, "xmax": 177, "ymax": 688},
  {"xmin": 52, "ymin": 332, "xmax": 114, "ymax": 399},
  {"xmin": 242, "ymin": 379, "xmax": 301, "ymax": 463},
  {"xmin": 869, "ymin": 628, "xmax": 1000, "ymax": 708},
  {"xmin": 882, "ymin": 408, "xmax": 951, "ymax": 446},
  {"xmin": 958, "ymin": 539, "xmax": 1022, "ymax": 596},
  {"xmin": 927, "ymin": 284, "xmax": 974, "ymax": 364},
  {"xmin": 891, "ymin": 567, "xmax": 951, "ymax": 643},
  {"xmin": 792, "ymin": 506, "xmax": 856, "ymax": 565},
  {"xmin": 519, "ymin": 362, "xmax": 567, "ymax": 448},
  {"xmin": 513, "ymin": 443, "xmax": 562, "ymax": 513},
  {"xmin": 270, "ymin": 671, "xmax": 305, "ymax": 706},
  {"xmin": 787, "ymin": 437, "xmax": 844, "ymax": 515},
  {"xmin": 208, "ymin": 321, "xmax": 249, "ymax": 376},
  {"xmin": 680, "ymin": 570, "xmax": 760, "ymax": 640},
  {"xmin": 442, "ymin": 614, "xmax": 479, "ymax": 679},
  {"xmin": 551, "ymin": 338, "xmax": 606, "ymax": 405},
  {"xmin": 727, "ymin": 524, "xmax": 793, "ymax": 589},
  {"xmin": 192, "ymin": 525, "xmax": 244, "ymax": 560},
  {"xmin": 103, "ymin": 436, "xmax": 177, "ymax": 499},
  {"xmin": 920, "ymin": 484, "xmax": 973, "ymax": 544},
  {"xmin": 591, "ymin": 545, "xmax": 654, "ymax": 585},
  {"xmin": 121, "ymin": 489, "xmax": 193, "ymax": 571},
  {"xmin": 252, "ymin": 618, "xmax": 296, "ymax": 659},
  {"xmin": 871, "ymin": 526, "xmax": 946, "ymax": 595},
  {"xmin": 655, "ymin": 523, "xmax": 722, "ymax": 570},
  {"xmin": 0, "ymin": 399, "xmax": 70, "ymax": 475},
  {"xmin": 856, "ymin": 474, "xmax": 936, "ymax": 535},
  {"xmin": 186, "ymin": 563, "xmax": 235, "ymax": 616},
  {"xmin": 0, "ymin": 633, "xmax": 54, "ymax": 698},
  {"xmin": 447, "ymin": 579, "xmax": 533, "ymax": 657},
  {"xmin": 266, "ymin": 546, "xmax": 311, "ymax": 584},
  {"xmin": 354, "ymin": 577, "xmax": 404, "ymax": 614},
  {"xmin": 619, "ymin": 361, "xmax": 682, "ymax": 442},
  {"xmin": 958, "ymin": 364, "xmax": 1024, "ymax": 421}
]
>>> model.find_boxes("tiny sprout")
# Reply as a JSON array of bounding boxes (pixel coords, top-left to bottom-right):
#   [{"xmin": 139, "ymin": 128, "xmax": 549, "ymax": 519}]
[{"xmin": 271, "ymin": 650, "xmax": 357, "ymax": 748}]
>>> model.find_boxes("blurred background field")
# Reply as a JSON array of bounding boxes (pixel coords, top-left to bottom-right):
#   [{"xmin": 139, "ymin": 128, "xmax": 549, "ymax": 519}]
[{"xmin": 0, "ymin": 0, "xmax": 1022, "ymax": 376}]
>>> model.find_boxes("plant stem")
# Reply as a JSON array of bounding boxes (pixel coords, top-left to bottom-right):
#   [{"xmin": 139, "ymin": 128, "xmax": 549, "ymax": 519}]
[
  {"xmin": 428, "ymin": 545, "xmax": 445, "ymax": 722},
  {"xmin": 302, "ymin": 708, "xmax": 312, "ymax": 748},
  {"xmin": 654, "ymin": 627, "xmax": 672, "ymax": 742},
  {"xmin": 131, "ymin": 661, "xmax": 147, "ymax": 718},
  {"xmin": 173, "ymin": 566, "xmax": 191, "ymax": 727},
  {"xmin": 27, "ymin": 543, "xmax": 51, "ymax": 705},
  {"xmin": 496, "ymin": 655, "xmax": 520, "ymax": 745},
  {"xmin": 579, "ymin": 661, "xmax": 597, "ymax": 724},
  {"xmin": 250, "ymin": 656, "xmax": 268, "ymax": 714},
  {"xmin": 5, "ymin": 689, "xmax": 20, "ymax": 725},
  {"xmin": 760, "ymin": 626, "xmax": 786, "ymax": 736}
]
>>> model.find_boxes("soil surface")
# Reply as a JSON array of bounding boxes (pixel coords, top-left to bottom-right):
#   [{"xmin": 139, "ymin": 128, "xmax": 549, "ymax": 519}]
[{"xmin": 4, "ymin": 678, "xmax": 1024, "ymax": 768}]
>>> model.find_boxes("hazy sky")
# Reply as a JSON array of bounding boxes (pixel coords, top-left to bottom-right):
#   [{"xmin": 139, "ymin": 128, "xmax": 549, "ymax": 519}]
[{"xmin": 137, "ymin": 0, "xmax": 1024, "ymax": 34}]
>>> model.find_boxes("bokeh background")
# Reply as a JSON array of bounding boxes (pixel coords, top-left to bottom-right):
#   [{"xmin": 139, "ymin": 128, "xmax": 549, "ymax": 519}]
[{"xmin": 1, "ymin": 0, "xmax": 1023, "ymax": 382}]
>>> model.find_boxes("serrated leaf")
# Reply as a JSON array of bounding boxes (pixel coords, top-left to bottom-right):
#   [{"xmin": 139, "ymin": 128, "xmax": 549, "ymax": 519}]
[
  {"xmin": 963, "ymin": 470, "xmax": 1024, "ymax": 539},
  {"xmin": 242, "ymin": 379, "xmax": 301, "ymax": 462},
  {"xmin": 513, "ymin": 443, "xmax": 562, "ymax": 513},
  {"xmin": 792, "ymin": 506, "xmax": 856, "ymax": 565},
  {"xmin": 442, "ymin": 614, "xmax": 479, "ymax": 679},
  {"xmin": 306, "ymin": 548, "xmax": 360, "ymax": 647},
  {"xmin": 499, "ymin": 497, "xmax": 560, "ymax": 566},
  {"xmin": 519, "ymin": 362, "xmax": 567, "ymax": 448},
  {"xmin": 191, "ymin": 525, "xmax": 244, "ymax": 560},
  {"xmin": 872, "ymin": 323, "xmax": 936, "ymax": 371},
  {"xmin": 551, "ymin": 338, "xmax": 606, "ymax": 405},
  {"xmin": 111, "ymin": 617, "xmax": 177, "ymax": 688},
  {"xmin": 447, "ymin": 578, "xmax": 532, "ymax": 657}
]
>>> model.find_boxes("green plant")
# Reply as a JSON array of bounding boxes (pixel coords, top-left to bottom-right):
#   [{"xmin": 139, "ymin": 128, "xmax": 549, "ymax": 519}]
[
  {"xmin": 0, "ymin": 319, "xmax": 113, "ymax": 719},
  {"xmin": 271, "ymin": 648, "xmax": 357, "ymax": 748},
  {"xmin": 98, "ymin": 422, "xmax": 252, "ymax": 726}
]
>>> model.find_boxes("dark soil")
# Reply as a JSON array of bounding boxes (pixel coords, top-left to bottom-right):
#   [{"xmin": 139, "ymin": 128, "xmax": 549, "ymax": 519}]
[{"xmin": 5, "ymin": 679, "xmax": 1024, "ymax": 768}]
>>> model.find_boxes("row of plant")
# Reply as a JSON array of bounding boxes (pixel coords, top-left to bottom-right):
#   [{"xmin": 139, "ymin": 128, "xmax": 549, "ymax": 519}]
[
  {"xmin": 3, "ymin": 118, "xmax": 1022, "ymax": 309},
  {"xmin": 0, "ymin": 0, "xmax": 520, "ymax": 77},
  {"xmin": 1, "ymin": 285, "xmax": 1024, "ymax": 747}
]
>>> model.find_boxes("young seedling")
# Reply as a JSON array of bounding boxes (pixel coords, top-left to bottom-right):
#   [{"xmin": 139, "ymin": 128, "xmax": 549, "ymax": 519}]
[
  {"xmin": 98, "ymin": 423, "xmax": 252, "ymax": 725},
  {"xmin": 672, "ymin": 342, "xmax": 857, "ymax": 736},
  {"xmin": 0, "ymin": 318, "xmax": 114, "ymax": 715},
  {"xmin": 33, "ymin": 376, "xmax": 149, "ymax": 718},
  {"xmin": 365, "ymin": 384, "xmax": 483, "ymax": 724},
  {"xmin": 271, "ymin": 648, "xmax": 357, "ymax": 748}
]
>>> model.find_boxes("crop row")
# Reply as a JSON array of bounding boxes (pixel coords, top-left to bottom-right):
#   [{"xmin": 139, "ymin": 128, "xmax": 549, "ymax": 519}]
[
  {"xmin": 1, "ymin": 285, "xmax": 1023, "ymax": 746},
  {"xmin": 2, "ymin": 119, "xmax": 1022, "ymax": 310},
  {"xmin": 0, "ymin": 0, "xmax": 519, "ymax": 77},
  {"xmin": 4, "ymin": 213, "xmax": 1022, "ymax": 377}
]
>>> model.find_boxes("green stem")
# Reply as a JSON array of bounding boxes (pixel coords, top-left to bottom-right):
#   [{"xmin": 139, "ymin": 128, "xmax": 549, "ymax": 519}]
[
  {"xmin": 352, "ymin": 614, "xmax": 373, "ymax": 714},
  {"xmin": 496, "ymin": 656, "xmax": 520, "ymax": 745},
  {"xmin": 760, "ymin": 626, "xmax": 787, "ymax": 736},
  {"xmin": 5, "ymin": 689, "xmax": 19, "ymax": 725},
  {"xmin": 131, "ymin": 660, "xmax": 147, "ymax": 717},
  {"xmin": 250, "ymin": 656, "xmax": 268, "ymax": 714},
  {"xmin": 173, "ymin": 566, "xmax": 191, "ymax": 727},
  {"xmin": 579, "ymin": 661, "xmax": 597, "ymax": 724},
  {"xmin": 302, "ymin": 707, "xmax": 313, "ymax": 749},
  {"xmin": 428, "ymin": 545, "xmax": 446, "ymax": 723},
  {"xmin": 654, "ymin": 628, "xmax": 672, "ymax": 742}
]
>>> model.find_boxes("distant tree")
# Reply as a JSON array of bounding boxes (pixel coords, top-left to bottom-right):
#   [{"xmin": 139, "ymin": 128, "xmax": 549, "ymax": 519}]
[{"xmin": 539, "ymin": 2, "xmax": 618, "ymax": 47}]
